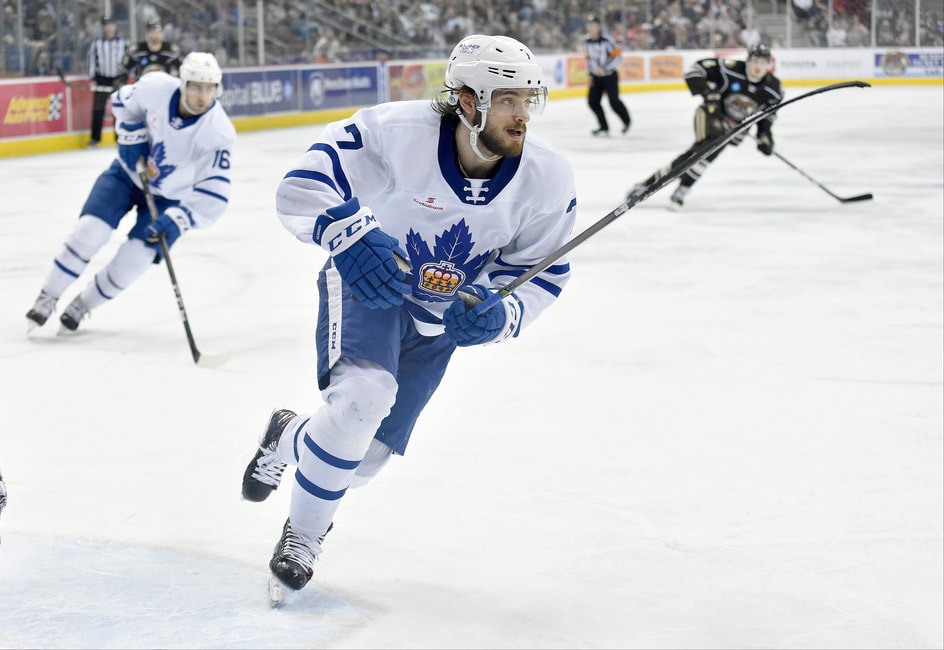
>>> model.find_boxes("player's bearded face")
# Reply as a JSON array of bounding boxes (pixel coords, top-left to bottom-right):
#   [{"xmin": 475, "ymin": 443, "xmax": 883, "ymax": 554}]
[
  {"xmin": 475, "ymin": 89, "xmax": 534, "ymax": 158},
  {"xmin": 183, "ymin": 81, "xmax": 217, "ymax": 116}
]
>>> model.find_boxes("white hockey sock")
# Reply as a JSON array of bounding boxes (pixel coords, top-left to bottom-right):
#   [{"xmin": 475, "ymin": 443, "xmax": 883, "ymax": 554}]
[
  {"xmin": 289, "ymin": 408, "xmax": 375, "ymax": 538},
  {"xmin": 42, "ymin": 215, "xmax": 113, "ymax": 298},
  {"xmin": 277, "ymin": 413, "xmax": 312, "ymax": 465},
  {"xmin": 288, "ymin": 359, "xmax": 397, "ymax": 538},
  {"xmin": 78, "ymin": 238, "xmax": 155, "ymax": 310}
]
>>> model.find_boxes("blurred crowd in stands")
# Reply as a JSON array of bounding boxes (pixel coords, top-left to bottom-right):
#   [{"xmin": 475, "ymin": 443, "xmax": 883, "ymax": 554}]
[{"xmin": 3, "ymin": 0, "xmax": 942, "ymax": 76}]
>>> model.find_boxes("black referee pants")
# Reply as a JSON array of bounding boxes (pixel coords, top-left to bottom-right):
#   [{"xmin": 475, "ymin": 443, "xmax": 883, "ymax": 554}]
[
  {"xmin": 588, "ymin": 72, "xmax": 631, "ymax": 132},
  {"xmin": 90, "ymin": 75, "xmax": 119, "ymax": 143}
]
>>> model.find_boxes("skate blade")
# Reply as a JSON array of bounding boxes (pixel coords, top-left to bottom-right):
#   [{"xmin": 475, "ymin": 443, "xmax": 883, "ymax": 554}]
[{"xmin": 267, "ymin": 574, "xmax": 291, "ymax": 607}]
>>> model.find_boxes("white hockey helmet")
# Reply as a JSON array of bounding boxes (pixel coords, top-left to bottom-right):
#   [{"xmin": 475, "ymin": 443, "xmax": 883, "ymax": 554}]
[
  {"xmin": 444, "ymin": 34, "xmax": 546, "ymax": 111},
  {"xmin": 179, "ymin": 52, "xmax": 223, "ymax": 99}
]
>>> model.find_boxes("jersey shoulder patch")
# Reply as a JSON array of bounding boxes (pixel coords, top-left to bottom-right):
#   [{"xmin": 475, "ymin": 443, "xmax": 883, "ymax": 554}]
[{"xmin": 722, "ymin": 57, "xmax": 740, "ymax": 69}]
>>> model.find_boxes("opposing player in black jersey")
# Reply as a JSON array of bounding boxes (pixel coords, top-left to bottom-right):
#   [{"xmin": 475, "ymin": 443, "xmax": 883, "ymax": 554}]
[
  {"xmin": 629, "ymin": 42, "xmax": 783, "ymax": 209},
  {"xmin": 118, "ymin": 19, "xmax": 182, "ymax": 85}
]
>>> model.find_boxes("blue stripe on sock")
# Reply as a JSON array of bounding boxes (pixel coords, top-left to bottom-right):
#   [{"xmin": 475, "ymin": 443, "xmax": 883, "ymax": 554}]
[
  {"xmin": 290, "ymin": 416, "xmax": 311, "ymax": 463},
  {"xmin": 303, "ymin": 432, "xmax": 361, "ymax": 470},
  {"xmin": 294, "ymin": 468, "xmax": 347, "ymax": 501}
]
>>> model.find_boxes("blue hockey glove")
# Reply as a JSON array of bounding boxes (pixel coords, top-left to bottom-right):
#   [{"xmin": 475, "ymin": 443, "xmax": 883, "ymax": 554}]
[
  {"xmin": 314, "ymin": 197, "xmax": 411, "ymax": 310},
  {"xmin": 442, "ymin": 284, "xmax": 522, "ymax": 347},
  {"xmin": 116, "ymin": 120, "xmax": 149, "ymax": 171},
  {"xmin": 145, "ymin": 207, "xmax": 192, "ymax": 246},
  {"xmin": 756, "ymin": 131, "xmax": 774, "ymax": 156}
]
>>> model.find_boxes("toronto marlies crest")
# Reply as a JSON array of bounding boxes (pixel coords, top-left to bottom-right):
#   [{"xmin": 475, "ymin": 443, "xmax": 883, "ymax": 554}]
[
  {"xmin": 144, "ymin": 141, "xmax": 177, "ymax": 188},
  {"xmin": 405, "ymin": 219, "xmax": 489, "ymax": 301}
]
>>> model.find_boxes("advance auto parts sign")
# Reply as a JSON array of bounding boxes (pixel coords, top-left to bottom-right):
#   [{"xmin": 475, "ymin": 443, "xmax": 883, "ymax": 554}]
[{"xmin": 0, "ymin": 81, "xmax": 67, "ymax": 138}]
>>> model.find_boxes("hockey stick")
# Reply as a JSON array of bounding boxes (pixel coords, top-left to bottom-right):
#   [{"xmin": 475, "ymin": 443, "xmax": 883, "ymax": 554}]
[
  {"xmin": 750, "ymin": 136, "xmax": 873, "ymax": 203},
  {"xmin": 462, "ymin": 80, "xmax": 871, "ymax": 308},
  {"xmin": 55, "ymin": 67, "xmax": 114, "ymax": 93},
  {"xmin": 135, "ymin": 157, "xmax": 230, "ymax": 368}
]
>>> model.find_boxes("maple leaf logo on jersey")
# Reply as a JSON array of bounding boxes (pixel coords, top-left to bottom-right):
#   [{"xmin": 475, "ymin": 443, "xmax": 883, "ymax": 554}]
[
  {"xmin": 405, "ymin": 219, "xmax": 490, "ymax": 301},
  {"xmin": 145, "ymin": 142, "xmax": 176, "ymax": 189}
]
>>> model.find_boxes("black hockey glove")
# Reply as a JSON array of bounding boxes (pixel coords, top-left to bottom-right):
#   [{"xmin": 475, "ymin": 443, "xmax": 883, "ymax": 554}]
[{"xmin": 756, "ymin": 132, "xmax": 774, "ymax": 156}]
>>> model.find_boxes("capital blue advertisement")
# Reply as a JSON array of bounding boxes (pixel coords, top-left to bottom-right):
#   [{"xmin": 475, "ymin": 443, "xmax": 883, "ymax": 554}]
[
  {"xmin": 218, "ymin": 65, "xmax": 380, "ymax": 117},
  {"xmin": 219, "ymin": 69, "xmax": 298, "ymax": 117}
]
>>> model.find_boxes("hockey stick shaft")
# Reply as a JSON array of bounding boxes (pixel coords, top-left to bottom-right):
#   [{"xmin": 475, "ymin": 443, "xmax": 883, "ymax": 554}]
[
  {"xmin": 56, "ymin": 67, "xmax": 113, "ymax": 93},
  {"xmin": 135, "ymin": 157, "xmax": 206, "ymax": 365},
  {"xmin": 488, "ymin": 80, "xmax": 871, "ymax": 301},
  {"xmin": 754, "ymin": 138, "xmax": 873, "ymax": 203}
]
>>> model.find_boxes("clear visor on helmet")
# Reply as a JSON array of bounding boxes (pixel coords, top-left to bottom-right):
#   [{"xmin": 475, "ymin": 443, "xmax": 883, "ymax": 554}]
[{"xmin": 484, "ymin": 87, "xmax": 548, "ymax": 116}]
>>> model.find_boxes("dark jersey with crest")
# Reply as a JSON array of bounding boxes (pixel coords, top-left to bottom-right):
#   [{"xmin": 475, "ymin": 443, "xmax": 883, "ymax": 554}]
[
  {"xmin": 118, "ymin": 41, "xmax": 182, "ymax": 85},
  {"xmin": 684, "ymin": 57, "xmax": 783, "ymax": 135}
]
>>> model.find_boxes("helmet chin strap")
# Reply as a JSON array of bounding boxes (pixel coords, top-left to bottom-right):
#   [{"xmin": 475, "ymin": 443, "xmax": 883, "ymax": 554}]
[
  {"xmin": 178, "ymin": 82, "xmax": 202, "ymax": 116},
  {"xmin": 180, "ymin": 95, "xmax": 196, "ymax": 116},
  {"xmin": 455, "ymin": 105, "xmax": 500, "ymax": 163}
]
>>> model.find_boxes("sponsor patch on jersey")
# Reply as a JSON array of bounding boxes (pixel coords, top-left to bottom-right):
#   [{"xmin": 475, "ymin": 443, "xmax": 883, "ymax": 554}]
[{"xmin": 413, "ymin": 195, "xmax": 444, "ymax": 210}]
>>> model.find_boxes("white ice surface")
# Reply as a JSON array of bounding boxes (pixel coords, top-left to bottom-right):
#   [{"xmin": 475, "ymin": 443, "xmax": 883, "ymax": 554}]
[{"xmin": 0, "ymin": 84, "xmax": 941, "ymax": 649}]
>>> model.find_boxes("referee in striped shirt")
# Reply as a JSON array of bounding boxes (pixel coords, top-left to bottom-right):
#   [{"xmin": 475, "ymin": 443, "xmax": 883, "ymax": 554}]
[
  {"xmin": 585, "ymin": 15, "xmax": 631, "ymax": 136},
  {"xmin": 87, "ymin": 15, "xmax": 129, "ymax": 147}
]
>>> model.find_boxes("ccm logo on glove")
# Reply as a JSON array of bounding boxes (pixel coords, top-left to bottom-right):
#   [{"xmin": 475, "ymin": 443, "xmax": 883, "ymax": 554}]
[
  {"xmin": 314, "ymin": 197, "xmax": 411, "ymax": 310},
  {"xmin": 314, "ymin": 205, "xmax": 380, "ymax": 254}
]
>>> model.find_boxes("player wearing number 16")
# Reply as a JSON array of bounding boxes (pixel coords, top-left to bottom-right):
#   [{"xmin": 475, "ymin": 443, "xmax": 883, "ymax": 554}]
[{"xmin": 25, "ymin": 52, "xmax": 236, "ymax": 334}]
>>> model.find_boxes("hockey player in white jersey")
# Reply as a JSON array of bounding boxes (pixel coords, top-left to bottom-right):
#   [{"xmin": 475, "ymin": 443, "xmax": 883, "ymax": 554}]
[
  {"xmin": 241, "ymin": 34, "xmax": 578, "ymax": 603},
  {"xmin": 25, "ymin": 52, "xmax": 235, "ymax": 333}
]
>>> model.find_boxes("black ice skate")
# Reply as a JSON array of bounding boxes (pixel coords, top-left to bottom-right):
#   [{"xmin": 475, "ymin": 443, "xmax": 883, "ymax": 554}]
[
  {"xmin": 58, "ymin": 295, "xmax": 89, "ymax": 332},
  {"xmin": 241, "ymin": 408, "xmax": 296, "ymax": 502},
  {"xmin": 26, "ymin": 290, "xmax": 57, "ymax": 330},
  {"xmin": 667, "ymin": 185, "xmax": 689, "ymax": 211},
  {"xmin": 268, "ymin": 518, "xmax": 333, "ymax": 604}
]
